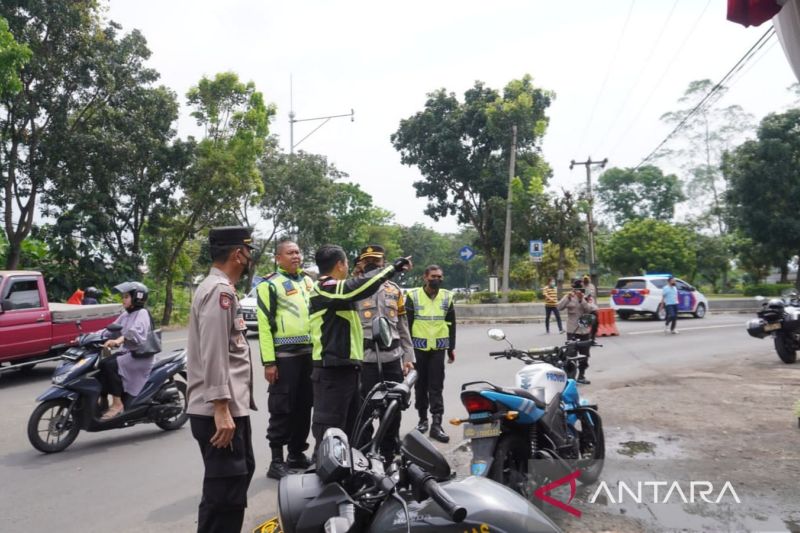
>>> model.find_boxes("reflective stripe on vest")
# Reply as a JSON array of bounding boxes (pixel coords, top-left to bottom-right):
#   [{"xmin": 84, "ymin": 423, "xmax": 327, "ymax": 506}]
[
  {"xmin": 269, "ymin": 272, "xmax": 311, "ymax": 345},
  {"xmin": 408, "ymin": 287, "xmax": 451, "ymax": 352}
]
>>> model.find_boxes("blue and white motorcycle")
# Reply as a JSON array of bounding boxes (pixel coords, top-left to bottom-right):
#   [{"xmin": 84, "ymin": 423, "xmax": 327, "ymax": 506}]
[{"xmin": 452, "ymin": 314, "xmax": 604, "ymax": 500}]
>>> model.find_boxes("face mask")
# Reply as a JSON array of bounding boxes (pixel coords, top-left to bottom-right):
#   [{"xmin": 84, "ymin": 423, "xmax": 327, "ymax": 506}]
[
  {"xmin": 428, "ymin": 279, "xmax": 442, "ymax": 289},
  {"xmin": 240, "ymin": 252, "xmax": 254, "ymax": 277},
  {"xmin": 550, "ymin": 282, "xmax": 556, "ymax": 288},
  {"xmin": 363, "ymin": 262, "xmax": 381, "ymax": 273}
]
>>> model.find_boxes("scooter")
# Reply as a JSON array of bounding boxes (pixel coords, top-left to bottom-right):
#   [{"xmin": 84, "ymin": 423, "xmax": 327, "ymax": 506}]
[
  {"xmin": 274, "ymin": 318, "xmax": 561, "ymax": 533},
  {"xmin": 452, "ymin": 314, "xmax": 604, "ymax": 502},
  {"xmin": 27, "ymin": 324, "xmax": 188, "ymax": 453},
  {"xmin": 747, "ymin": 291, "xmax": 800, "ymax": 364}
]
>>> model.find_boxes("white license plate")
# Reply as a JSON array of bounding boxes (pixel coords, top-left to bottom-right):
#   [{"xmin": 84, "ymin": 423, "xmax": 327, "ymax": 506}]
[
  {"xmin": 764, "ymin": 322, "xmax": 782, "ymax": 332},
  {"xmin": 463, "ymin": 420, "xmax": 501, "ymax": 440}
]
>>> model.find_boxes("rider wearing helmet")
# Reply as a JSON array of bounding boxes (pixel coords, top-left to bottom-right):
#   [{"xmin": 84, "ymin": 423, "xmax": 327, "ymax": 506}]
[
  {"xmin": 98, "ymin": 281, "xmax": 156, "ymax": 419},
  {"xmin": 82, "ymin": 286, "xmax": 102, "ymax": 305}
]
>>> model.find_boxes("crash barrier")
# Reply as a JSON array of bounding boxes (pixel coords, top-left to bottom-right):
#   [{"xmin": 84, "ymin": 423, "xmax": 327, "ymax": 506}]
[{"xmin": 595, "ymin": 308, "xmax": 619, "ymax": 337}]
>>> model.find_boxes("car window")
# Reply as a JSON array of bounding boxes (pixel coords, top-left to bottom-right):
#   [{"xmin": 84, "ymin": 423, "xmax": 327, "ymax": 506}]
[
  {"xmin": 650, "ymin": 279, "xmax": 668, "ymax": 289},
  {"xmin": 5, "ymin": 279, "xmax": 42, "ymax": 309},
  {"xmin": 676, "ymin": 280, "xmax": 691, "ymax": 291},
  {"xmin": 246, "ymin": 287, "xmax": 257, "ymax": 299},
  {"xmin": 615, "ymin": 279, "xmax": 645, "ymax": 290}
]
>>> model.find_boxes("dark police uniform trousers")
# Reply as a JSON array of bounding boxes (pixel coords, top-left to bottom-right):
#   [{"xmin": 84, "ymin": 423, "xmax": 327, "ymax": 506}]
[
  {"xmin": 414, "ymin": 349, "xmax": 446, "ymax": 416},
  {"xmin": 358, "ymin": 358, "xmax": 404, "ymax": 457},
  {"xmin": 266, "ymin": 352, "xmax": 313, "ymax": 455},
  {"xmin": 190, "ymin": 415, "xmax": 255, "ymax": 533},
  {"xmin": 311, "ymin": 365, "xmax": 361, "ymax": 447}
]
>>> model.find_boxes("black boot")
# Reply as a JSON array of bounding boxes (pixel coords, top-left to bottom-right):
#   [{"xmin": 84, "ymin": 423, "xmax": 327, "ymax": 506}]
[
  {"xmin": 576, "ymin": 372, "xmax": 591, "ymax": 385},
  {"xmin": 287, "ymin": 451, "xmax": 311, "ymax": 469},
  {"xmin": 429, "ymin": 415, "xmax": 450, "ymax": 443},
  {"xmin": 267, "ymin": 446, "xmax": 289, "ymax": 480},
  {"xmin": 416, "ymin": 412, "xmax": 429, "ymax": 433}
]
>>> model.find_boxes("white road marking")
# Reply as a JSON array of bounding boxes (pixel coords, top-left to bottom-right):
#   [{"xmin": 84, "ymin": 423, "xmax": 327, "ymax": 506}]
[{"xmin": 627, "ymin": 323, "xmax": 743, "ymax": 335}]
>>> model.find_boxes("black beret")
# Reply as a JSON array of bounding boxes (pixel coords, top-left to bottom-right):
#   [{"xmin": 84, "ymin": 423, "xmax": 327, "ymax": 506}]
[{"xmin": 209, "ymin": 226, "xmax": 255, "ymax": 249}]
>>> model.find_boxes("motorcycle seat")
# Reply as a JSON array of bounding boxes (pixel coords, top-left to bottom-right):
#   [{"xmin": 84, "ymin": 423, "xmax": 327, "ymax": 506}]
[
  {"xmin": 499, "ymin": 387, "xmax": 546, "ymax": 409},
  {"xmin": 151, "ymin": 351, "xmax": 183, "ymax": 372}
]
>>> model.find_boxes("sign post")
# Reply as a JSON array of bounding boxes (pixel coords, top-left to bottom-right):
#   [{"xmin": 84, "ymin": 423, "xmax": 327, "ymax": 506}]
[{"xmin": 459, "ymin": 245, "xmax": 476, "ymax": 295}]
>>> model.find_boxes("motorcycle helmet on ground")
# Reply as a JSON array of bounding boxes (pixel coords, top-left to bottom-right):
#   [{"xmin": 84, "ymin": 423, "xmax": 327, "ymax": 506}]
[{"xmin": 112, "ymin": 281, "xmax": 149, "ymax": 310}]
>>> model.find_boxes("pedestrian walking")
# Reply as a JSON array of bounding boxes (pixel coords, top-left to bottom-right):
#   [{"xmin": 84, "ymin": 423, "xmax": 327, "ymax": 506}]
[
  {"xmin": 353, "ymin": 245, "xmax": 415, "ymax": 458},
  {"xmin": 557, "ymin": 279, "xmax": 597, "ymax": 384},
  {"xmin": 542, "ymin": 277, "xmax": 564, "ymax": 334},
  {"xmin": 186, "ymin": 226, "xmax": 258, "ymax": 533},
  {"xmin": 405, "ymin": 265, "xmax": 456, "ymax": 443},
  {"xmin": 257, "ymin": 240, "xmax": 314, "ymax": 480},
  {"xmin": 308, "ymin": 244, "xmax": 411, "ymax": 451},
  {"xmin": 662, "ymin": 276, "xmax": 679, "ymax": 334}
]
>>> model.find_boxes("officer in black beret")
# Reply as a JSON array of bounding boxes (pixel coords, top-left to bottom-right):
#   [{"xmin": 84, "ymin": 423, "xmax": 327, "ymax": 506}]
[{"xmin": 187, "ymin": 226, "xmax": 258, "ymax": 533}]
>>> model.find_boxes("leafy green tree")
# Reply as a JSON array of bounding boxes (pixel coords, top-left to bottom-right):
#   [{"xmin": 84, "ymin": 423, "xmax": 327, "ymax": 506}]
[
  {"xmin": 597, "ymin": 165, "xmax": 685, "ymax": 226},
  {"xmin": 545, "ymin": 190, "xmax": 585, "ymax": 290},
  {"xmin": 391, "ymin": 75, "xmax": 554, "ymax": 274},
  {"xmin": 723, "ymin": 109, "xmax": 800, "ymax": 289},
  {"xmin": 600, "ymin": 218, "xmax": 696, "ymax": 276},
  {"xmin": 0, "ymin": 15, "xmax": 30, "ymax": 97}
]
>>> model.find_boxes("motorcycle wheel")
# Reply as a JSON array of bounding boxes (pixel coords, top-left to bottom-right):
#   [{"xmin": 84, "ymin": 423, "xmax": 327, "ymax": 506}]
[
  {"xmin": 774, "ymin": 333, "xmax": 797, "ymax": 364},
  {"xmin": 576, "ymin": 411, "xmax": 605, "ymax": 484},
  {"xmin": 28, "ymin": 399, "xmax": 80, "ymax": 453},
  {"xmin": 155, "ymin": 381, "xmax": 189, "ymax": 430},
  {"xmin": 489, "ymin": 433, "xmax": 532, "ymax": 499}
]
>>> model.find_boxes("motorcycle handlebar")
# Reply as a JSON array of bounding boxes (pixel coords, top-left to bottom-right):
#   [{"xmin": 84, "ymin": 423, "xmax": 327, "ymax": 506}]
[
  {"xmin": 407, "ymin": 463, "xmax": 467, "ymax": 523},
  {"xmin": 489, "ymin": 351, "xmax": 507, "ymax": 356}
]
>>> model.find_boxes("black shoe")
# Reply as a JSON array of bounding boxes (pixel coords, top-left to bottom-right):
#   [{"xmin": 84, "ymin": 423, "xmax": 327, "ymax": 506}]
[
  {"xmin": 416, "ymin": 418, "xmax": 429, "ymax": 433},
  {"xmin": 267, "ymin": 460, "xmax": 290, "ymax": 480},
  {"xmin": 430, "ymin": 416, "xmax": 450, "ymax": 443},
  {"xmin": 576, "ymin": 376, "xmax": 591, "ymax": 385},
  {"xmin": 287, "ymin": 452, "xmax": 311, "ymax": 469}
]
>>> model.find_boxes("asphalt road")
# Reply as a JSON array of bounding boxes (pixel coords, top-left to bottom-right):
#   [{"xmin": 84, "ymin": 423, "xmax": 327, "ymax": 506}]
[{"xmin": 0, "ymin": 312, "xmax": 771, "ymax": 532}]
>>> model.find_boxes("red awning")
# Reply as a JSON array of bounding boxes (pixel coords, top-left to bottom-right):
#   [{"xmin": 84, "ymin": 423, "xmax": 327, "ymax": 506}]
[{"xmin": 727, "ymin": 0, "xmax": 783, "ymax": 26}]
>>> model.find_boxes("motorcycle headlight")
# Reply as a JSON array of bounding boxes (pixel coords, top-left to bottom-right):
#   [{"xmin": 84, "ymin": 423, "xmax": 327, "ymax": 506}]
[{"xmin": 52, "ymin": 372, "xmax": 68, "ymax": 385}]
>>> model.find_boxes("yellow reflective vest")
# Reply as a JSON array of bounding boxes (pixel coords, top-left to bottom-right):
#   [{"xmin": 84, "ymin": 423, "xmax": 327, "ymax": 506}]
[
  {"xmin": 405, "ymin": 287, "xmax": 453, "ymax": 351},
  {"xmin": 257, "ymin": 269, "xmax": 313, "ymax": 364}
]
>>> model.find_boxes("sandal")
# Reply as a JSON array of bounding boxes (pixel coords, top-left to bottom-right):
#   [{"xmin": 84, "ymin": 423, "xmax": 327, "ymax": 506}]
[{"xmin": 100, "ymin": 406, "xmax": 123, "ymax": 420}]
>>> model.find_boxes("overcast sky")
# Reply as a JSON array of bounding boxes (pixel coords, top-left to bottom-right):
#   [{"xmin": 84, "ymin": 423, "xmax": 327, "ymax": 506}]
[{"xmin": 107, "ymin": 0, "xmax": 797, "ymax": 233}]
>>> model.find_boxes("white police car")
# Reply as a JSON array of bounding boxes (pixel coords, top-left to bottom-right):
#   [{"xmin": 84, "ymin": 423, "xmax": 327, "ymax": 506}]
[
  {"xmin": 239, "ymin": 287, "xmax": 259, "ymax": 332},
  {"xmin": 610, "ymin": 275, "xmax": 709, "ymax": 320}
]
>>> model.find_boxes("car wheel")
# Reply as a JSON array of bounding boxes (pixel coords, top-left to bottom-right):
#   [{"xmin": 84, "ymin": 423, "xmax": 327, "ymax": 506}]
[
  {"xmin": 693, "ymin": 303, "xmax": 706, "ymax": 319},
  {"xmin": 617, "ymin": 311, "xmax": 631, "ymax": 320},
  {"xmin": 655, "ymin": 305, "xmax": 666, "ymax": 321}
]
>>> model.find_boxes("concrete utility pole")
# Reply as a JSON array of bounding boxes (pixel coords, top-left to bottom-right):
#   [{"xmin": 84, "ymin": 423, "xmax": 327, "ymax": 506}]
[
  {"xmin": 570, "ymin": 156, "xmax": 607, "ymax": 289},
  {"xmin": 501, "ymin": 124, "xmax": 518, "ymax": 299}
]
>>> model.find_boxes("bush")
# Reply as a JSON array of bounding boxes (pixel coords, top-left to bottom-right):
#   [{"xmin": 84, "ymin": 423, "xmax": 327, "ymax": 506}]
[
  {"xmin": 508, "ymin": 290, "xmax": 536, "ymax": 303},
  {"xmin": 742, "ymin": 283, "xmax": 795, "ymax": 297}
]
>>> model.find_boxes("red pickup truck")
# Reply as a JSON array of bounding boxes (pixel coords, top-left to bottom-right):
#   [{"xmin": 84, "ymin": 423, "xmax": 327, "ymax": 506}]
[{"xmin": 0, "ymin": 271, "xmax": 121, "ymax": 373}]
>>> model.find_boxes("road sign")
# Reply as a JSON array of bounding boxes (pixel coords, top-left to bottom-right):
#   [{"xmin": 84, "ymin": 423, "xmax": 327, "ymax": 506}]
[
  {"xmin": 529, "ymin": 240, "xmax": 544, "ymax": 257},
  {"xmin": 532, "ymin": 256, "xmax": 543, "ymax": 263},
  {"xmin": 459, "ymin": 245, "xmax": 476, "ymax": 262}
]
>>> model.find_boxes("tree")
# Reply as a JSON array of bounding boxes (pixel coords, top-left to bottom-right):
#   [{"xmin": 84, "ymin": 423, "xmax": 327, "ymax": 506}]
[
  {"xmin": 600, "ymin": 219, "xmax": 696, "ymax": 276},
  {"xmin": 659, "ymin": 79, "xmax": 753, "ymax": 235},
  {"xmin": 155, "ymin": 72, "xmax": 273, "ymax": 324},
  {"xmin": 0, "ymin": 15, "xmax": 30, "ymax": 97},
  {"xmin": 723, "ymin": 109, "xmax": 800, "ymax": 290},
  {"xmin": 1, "ymin": 2, "xmax": 153, "ymax": 268},
  {"xmin": 391, "ymin": 75, "xmax": 554, "ymax": 274},
  {"xmin": 545, "ymin": 190, "xmax": 585, "ymax": 290},
  {"xmin": 596, "ymin": 165, "xmax": 685, "ymax": 227}
]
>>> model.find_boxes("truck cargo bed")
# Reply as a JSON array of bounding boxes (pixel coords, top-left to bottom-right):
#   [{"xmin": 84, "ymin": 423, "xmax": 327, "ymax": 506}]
[{"xmin": 49, "ymin": 303, "xmax": 122, "ymax": 324}]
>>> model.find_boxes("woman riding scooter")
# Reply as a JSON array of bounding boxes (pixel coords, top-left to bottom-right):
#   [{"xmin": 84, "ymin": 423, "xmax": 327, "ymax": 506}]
[{"xmin": 98, "ymin": 281, "xmax": 155, "ymax": 420}]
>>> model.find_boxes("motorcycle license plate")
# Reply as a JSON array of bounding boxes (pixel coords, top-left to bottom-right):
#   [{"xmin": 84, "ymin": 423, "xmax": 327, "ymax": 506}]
[
  {"xmin": 252, "ymin": 516, "xmax": 282, "ymax": 533},
  {"xmin": 463, "ymin": 420, "xmax": 501, "ymax": 440},
  {"xmin": 764, "ymin": 322, "xmax": 782, "ymax": 332}
]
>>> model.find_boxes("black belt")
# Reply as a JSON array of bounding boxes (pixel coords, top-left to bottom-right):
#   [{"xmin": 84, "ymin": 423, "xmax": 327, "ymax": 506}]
[{"xmin": 364, "ymin": 338, "xmax": 400, "ymax": 351}]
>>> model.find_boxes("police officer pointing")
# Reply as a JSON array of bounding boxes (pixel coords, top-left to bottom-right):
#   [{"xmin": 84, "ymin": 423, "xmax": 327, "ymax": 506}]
[
  {"xmin": 354, "ymin": 245, "xmax": 415, "ymax": 458},
  {"xmin": 187, "ymin": 227, "xmax": 257, "ymax": 533},
  {"xmin": 257, "ymin": 239, "xmax": 314, "ymax": 480}
]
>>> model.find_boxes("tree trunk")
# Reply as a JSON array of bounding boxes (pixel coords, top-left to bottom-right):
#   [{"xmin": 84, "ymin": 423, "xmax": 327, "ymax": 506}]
[
  {"xmin": 162, "ymin": 276, "xmax": 174, "ymax": 326},
  {"xmin": 780, "ymin": 263, "xmax": 789, "ymax": 284},
  {"xmin": 557, "ymin": 243, "xmax": 566, "ymax": 297},
  {"xmin": 4, "ymin": 238, "xmax": 22, "ymax": 269},
  {"xmin": 796, "ymin": 253, "xmax": 800, "ymax": 291}
]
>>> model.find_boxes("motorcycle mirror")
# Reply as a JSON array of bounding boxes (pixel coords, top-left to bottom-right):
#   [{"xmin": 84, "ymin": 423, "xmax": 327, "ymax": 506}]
[
  {"xmin": 371, "ymin": 316, "xmax": 392, "ymax": 350},
  {"xmin": 106, "ymin": 323, "xmax": 123, "ymax": 334},
  {"xmin": 487, "ymin": 328, "xmax": 506, "ymax": 341}
]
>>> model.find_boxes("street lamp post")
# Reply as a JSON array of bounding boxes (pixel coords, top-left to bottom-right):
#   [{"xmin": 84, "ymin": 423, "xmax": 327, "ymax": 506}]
[{"xmin": 289, "ymin": 108, "xmax": 354, "ymax": 154}]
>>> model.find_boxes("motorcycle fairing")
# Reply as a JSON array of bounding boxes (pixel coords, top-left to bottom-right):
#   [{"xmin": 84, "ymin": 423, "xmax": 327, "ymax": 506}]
[
  {"xmin": 562, "ymin": 379, "xmax": 579, "ymax": 405},
  {"xmin": 36, "ymin": 386, "xmax": 78, "ymax": 402},
  {"xmin": 479, "ymin": 391, "xmax": 545, "ymax": 424}
]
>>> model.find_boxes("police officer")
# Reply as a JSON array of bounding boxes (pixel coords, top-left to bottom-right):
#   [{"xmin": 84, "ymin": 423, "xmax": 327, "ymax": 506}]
[
  {"xmin": 405, "ymin": 265, "xmax": 456, "ymax": 443},
  {"xmin": 187, "ymin": 227, "xmax": 257, "ymax": 533},
  {"xmin": 257, "ymin": 239, "xmax": 314, "ymax": 480},
  {"xmin": 309, "ymin": 244, "xmax": 412, "ymax": 450},
  {"xmin": 557, "ymin": 279, "xmax": 597, "ymax": 384},
  {"xmin": 354, "ymin": 245, "xmax": 415, "ymax": 458}
]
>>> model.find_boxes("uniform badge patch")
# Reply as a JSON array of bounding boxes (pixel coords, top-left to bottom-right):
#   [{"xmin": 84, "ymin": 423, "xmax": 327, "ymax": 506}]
[
  {"xmin": 283, "ymin": 280, "xmax": 297, "ymax": 296},
  {"xmin": 220, "ymin": 293, "xmax": 232, "ymax": 309}
]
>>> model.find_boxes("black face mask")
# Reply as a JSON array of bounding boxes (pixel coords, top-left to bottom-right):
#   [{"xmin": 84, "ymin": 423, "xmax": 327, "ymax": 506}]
[
  {"xmin": 428, "ymin": 279, "xmax": 442, "ymax": 290},
  {"xmin": 240, "ymin": 252, "xmax": 254, "ymax": 278},
  {"xmin": 363, "ymin": 262, "xmax": 381, "ymax": 273}
]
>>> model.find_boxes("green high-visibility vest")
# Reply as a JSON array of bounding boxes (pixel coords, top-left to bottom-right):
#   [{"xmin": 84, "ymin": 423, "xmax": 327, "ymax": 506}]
[
  {"xmin": 406, "ymin": 287, "xmax": 452, "ymax": 351},
  {"xmin": 257, "ymin": 270, "xmax": 312, "ymax": 363}
]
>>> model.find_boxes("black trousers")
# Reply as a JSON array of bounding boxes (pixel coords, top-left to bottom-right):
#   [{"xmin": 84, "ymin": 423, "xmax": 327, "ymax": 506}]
[
  {"xmin": 414, "ymin": 349, "xmax": 445, "ymax": 417},
  {"xmin": 99, "ymin": 355, "xmax": 124, "ymax": 397},
  {"xmin": 311, "ymin": 366, "xmax": 361, "ymax": 450},
  {"xmin": 266, "ymin": 354, "xmax": 313, "ymax": 455},
  {"xmin": 190, "ymin": 415, "xmax": 255, "ymax": 533},
  {"xmin": 566, "ymin": 333, "xmax": 590, "ymax": 377},
  {"xmin": 545, "ymin": 306, "xmax": 563, "ymax": 333},
  {"xmin": 358, "ymin": 359, "xmax": 404, "ymax": 458},
  {"xmin": 665, "ymin": 304, "xmax": 678, "ymax": 331}
]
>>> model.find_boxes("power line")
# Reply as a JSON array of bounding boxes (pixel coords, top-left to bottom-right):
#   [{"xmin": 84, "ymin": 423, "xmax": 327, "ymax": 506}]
[
  {"xmin": 633, "ymin": 26, "xmax": 776, "ymax": 170},
  {"xmin": 577, "ymin": 0, "xmax": 637, "ymax": 155},
  {"xmin": 607, "ymin": 0, "xmax": 712, "ymax": 160}
]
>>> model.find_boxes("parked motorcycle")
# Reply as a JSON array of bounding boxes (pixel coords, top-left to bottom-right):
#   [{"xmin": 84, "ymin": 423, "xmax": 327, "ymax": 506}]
[
  {"xmin": 27, "ymin": 324, "xmax": 188, "ymax": 453},
  {"xmin": 276, "ymin": 322, "xmax": 561, "ymax": 533},
  {"xmin": 747, "ymin": 291, "xmax": 800, "ymax": 364},
  {"xmin": 452, "ymin": 315, "xmax": 604, "ymax": 502}
]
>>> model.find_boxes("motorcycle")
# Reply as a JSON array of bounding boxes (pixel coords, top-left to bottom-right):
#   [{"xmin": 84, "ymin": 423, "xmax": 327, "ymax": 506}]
[
  {"xmin": 452, "ymin": 314, "xmax": 604, "ymax": 502},
  {"xmin": 275, "ymin": 320, "xmax": 560, "ymax": 533},
  {"xmin": 746, "ymin": 291, "xmax": 800, "ymax": 364},
  {"xmin": 27, "ymin": 323, "xmax": 189, "ymax": 453}
]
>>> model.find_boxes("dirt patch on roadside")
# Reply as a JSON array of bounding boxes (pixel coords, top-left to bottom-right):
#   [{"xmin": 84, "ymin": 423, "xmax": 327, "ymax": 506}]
[{"xmin": 451, "ymin": 353, "xmax": 800, "ymax": 532}]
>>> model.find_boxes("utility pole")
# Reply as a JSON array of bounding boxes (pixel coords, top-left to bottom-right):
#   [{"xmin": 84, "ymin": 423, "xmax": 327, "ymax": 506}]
[
  {"xmin": 501, "ymin": 124, "xmax": 518, "ymax": 299},
  {"xmin": 289, "ymin": 76, "xmax": 354, "ymax": 155},
  {"xmin": 570, "ymin": 156, "xmax": 607, "ymax": 289}
]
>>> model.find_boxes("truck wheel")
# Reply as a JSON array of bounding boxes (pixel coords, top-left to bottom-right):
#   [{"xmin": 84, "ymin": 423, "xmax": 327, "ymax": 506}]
[
  {"xmin": 693, "ymin": 303, "xmax": 706, "ymax": 319},
  {"xmin": 28, "ymin": 399, "xmax": 80, "ymax": 453},
  {"xmin": 155, "ymin": 381, "xmax": 189, "ymax": 431},
  {"xmin": 774, "ymin": 333, "xmax": 797, "ymax": 364}
]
